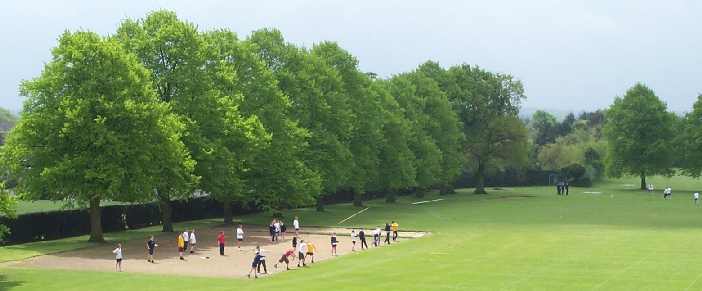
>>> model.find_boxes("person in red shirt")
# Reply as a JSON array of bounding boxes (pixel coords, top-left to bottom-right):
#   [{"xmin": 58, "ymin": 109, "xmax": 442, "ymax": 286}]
[
  {"xmin": 217, "ymin": 231, "xmax": 225, "ymax": 256},
  {"xmin": 274, "ymin": 248, "xmax": 296, "ymax": 270}
]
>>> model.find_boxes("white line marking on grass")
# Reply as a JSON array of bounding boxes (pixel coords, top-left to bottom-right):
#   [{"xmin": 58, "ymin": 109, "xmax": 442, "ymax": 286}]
[
  {"xmin": 338, "ymin": 207, "xmax": 369, "ymax": 224},
  {"xmin": 412, "ymin": 198, "xmax": 444, "ymax": 205},
  {"xmin": 583, "ymin": 192, "xmax": 602, "ymax": 194}
]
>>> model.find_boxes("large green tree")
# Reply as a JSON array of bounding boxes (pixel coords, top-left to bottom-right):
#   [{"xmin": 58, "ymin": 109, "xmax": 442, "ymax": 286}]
[
  {"xmin": 673, "ymin": 95, "xmax": 702, "ymax": 178},
  {"xmin": 116, "ymin": 11, "xmax": 268, "ymax": 226},
  {"xmin": 0, "ymin": 182, "xmax": 16, "ymax": 240},
  {"xmin": 604, "ymin": 83, "xmax": 675, "ymax": 189},
  {"xmin": 422, "ymin": 63, "xmax": 527, "ymax": 194},
  {"xmin": 1, "ymin": 31, "xmax": 194, "ymax": 241},
  {"xmin": 247, "ymin": 29, "xmax": 354, "ymax": 210}
]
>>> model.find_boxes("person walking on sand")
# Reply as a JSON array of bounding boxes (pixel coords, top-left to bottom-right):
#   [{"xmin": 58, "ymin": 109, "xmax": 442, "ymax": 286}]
[
  {"xmin": 177, "ymin": 234, "xmax": 185, "ymax": 260},
  {"xmin": 189, "ymin": 229, "xmax": 197, "ymax": 253},
  {"xmin": 182, "ymin": 230, "xmax": 189, "ymax": 255},
  {"xmin": 146, "ymin": 236, "xmax": 158, "ymax": 263},
  {"xmin": 297, "ymin": 239, "xmax": 307, "ymax": 267},
  {"xmin": 331, "ymin": 233, "xmax": 339, "ymax": 256},
  {"xmin": 274, "ymin": 219, "xmax": 281, "ymax": 243},
  {"xmin": 217, "ymin": 231, "xmax": 225, "ymax": 256},
  {"xmin": 274, "ymin": 248, "xmax": 296, "ymax": 270},
  {"xmin": 351, "ymin": 229, "xmax": 357, "ymax": 251},
  {"xmin": 293, "ymin": 216, "xmax": 300, "ymax": 236},
  {"xmin": 384, "ymin": 222, "xmax": 392, "ymax": 245},
  {"xmin": 359, "ymin": 229, "xmax": 368, "ymax": 250},
  {"xmin": 391, "ymin": 221, "xmax": 399, "ymax": 241},
  {"xmin": 256, "ymin": 246, "xmax": 268, "ymax": 274},
  {"xmin": 280, "ymin": 220, "xmax": 287, "ymax": 240},
  {"xmin": 236, "ymin": 225, "xmax": 244, "ymax": 249},
  {"xmin": 373, "ymin": 227, "xmax": 381, "ymax": 247},
  {"xmin": 113, "ymin": 243, "xmax": 123, "ymax": 272},
  {"xmin": 306, "ymin": 241, "xmax": 316, "ymax": 264}
]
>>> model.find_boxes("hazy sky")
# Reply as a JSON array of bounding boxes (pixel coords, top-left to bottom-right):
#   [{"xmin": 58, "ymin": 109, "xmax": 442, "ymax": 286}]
[{"xmin": 2, "ymin": 0, "xmax": 701, "ymax": 113}]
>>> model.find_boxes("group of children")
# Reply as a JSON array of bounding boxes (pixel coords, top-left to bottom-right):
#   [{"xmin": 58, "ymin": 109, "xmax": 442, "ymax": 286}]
[{"xmin": 110, "ymin": 216, "xmax": 401, "ymax": 278}]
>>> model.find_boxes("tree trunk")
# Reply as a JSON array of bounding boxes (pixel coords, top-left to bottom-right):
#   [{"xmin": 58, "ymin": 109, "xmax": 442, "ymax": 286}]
[
  {"xmin": 222, "ymin": 202, "xmax": 233, "ymax": 225},
  {"xmin": 88, "ymin": 196, "xmax": 104, "ymax": 242},
  {"xmin": 640, "ymin": 172, "xmax": 646, "ymax": 190},
  {"xmin": 316, "ymin": 196, "xmax": 325, "ymax": 212},
  {"xmin": 353, "ymin": 188, "xmax": 364, "ymax": 207},
  {"xmin": 385, "ymin": 189, "xmax": 397, "ymax": 203},
  {"xmin": 474, "ymin": 161, "xmax": 487, "ymax": 194},
  {"xmin": 158, "ymin": 194, "xmax": 173, "ymax": 232}
]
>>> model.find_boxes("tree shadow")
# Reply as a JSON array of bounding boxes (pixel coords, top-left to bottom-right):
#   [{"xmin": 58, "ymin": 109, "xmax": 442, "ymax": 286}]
[{"xmin": 0, "ymin": 274, "xmax": 23, "ymax": 291}]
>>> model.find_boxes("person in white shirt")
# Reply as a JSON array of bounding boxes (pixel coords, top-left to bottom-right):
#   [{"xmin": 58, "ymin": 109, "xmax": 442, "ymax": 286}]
[
  {"xmin": 236, "ymin": 225, "xmax": 244, "ymax": 249},
  {"xmin": 112, "ymin": 243, "xmax": 123, "ymax": 272},
  {"xmin": 297, "ymin": 240, "xmax": 307, "ymax": 267},
  {"xmin": 256, "ymin": 246, "xmax": 268, "ymax": 274},
  {"xmin": 293, "ymin": 217, "xmax": 300, "ymax": 236},
  {"xmin": 189, "ymin": 229, "xmax": 197, "ymax": 253},
  {"xmin": 694, "ymin": 192, "xmax": 699, "ymax": 205},
  {"xmin": 373, "ymin": 227, "xmax": 381, "ymax": 247},
  {"xmin": 273, "ymin": 220, "xmax": 281, "ymax": 242},
  {"xmin": 182, "ymin": 230, "xmax": 190, "ymax": 253},
  {"xmin": 351, "ymin": 229, "xmax": 357, "ymax": 251}
]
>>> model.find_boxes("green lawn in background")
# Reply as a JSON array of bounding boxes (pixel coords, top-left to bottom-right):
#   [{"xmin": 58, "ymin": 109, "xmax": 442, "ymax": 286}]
[{"xmin": 2, "ymin": 175, "xmax": 702, "ymax": 290}]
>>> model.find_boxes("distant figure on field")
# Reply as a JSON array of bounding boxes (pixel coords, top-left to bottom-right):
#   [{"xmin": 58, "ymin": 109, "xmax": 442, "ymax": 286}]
[
  {"xmin": 236, "ymin": 225, "xmax": 244, "ymax": 249},
  {"xmin": 274, "ymin": 219, "xmax": 281, "ymax": 242},
  {"xmin": 564, "ymin": 181, "xmax": 570, "ymax": 196},
  {"xmin": 256, "ymin": 246, "xmax": 268, "ymax": 274},
  {"xmin": 373, "ymin": 227, "xmax": 381, "ymax": 247},
  {"xmin": 112, "ymin": 243, "xmax": 123, "ymax": 272},
  {"xmin": 351, "ymin": 229, "xmax": 357, "ymax": 251},
  {"xmin": 217, "ymin": 231, "xmax": 225, "ymax": 256},
  {"xmin": 247, "ymin": 248, "xmax": 262, "ymax": 279},
  {"xmin": 189, "ymin": 229, "xmax": 197, "ymax": 253},
  {"xmin": 391, "ymin": 221, "xmax": 399, "ymax": 241},
  {"xmin": 269, "ymin": 221, "xmax": 276, "ymax": 242},
  {"xmin": 664, "ymin": 186, "xmax": 672, "ymax": 200},
  {"xmin": 384, "ymin": 222, "xmax": 391, "ymax": 245},
  {"xmin": 292, "ymin": 236, "xmax": 298, "ymax": 249},
  {"xmin": 280, "ymin": 221, "xmax": 287, "ymax": 240},
  {"xmin": 146, "ymin": 236, "xmax": 158, "ymax": 263},
  {"xmin": 330, "ymin": 233, "xmax": 338, "ymax": 256},
  {"xmin": 293, "ymin": 216, "xmax": 300, "ymax": 236},
  {"xmin": 182, "ymin": 230, "xmax": 189, "ymax": 254},
  {"xmin": 694, "ymin": 192, "xmax": 699, "ymax": 205},
  {"xmin": 556, "ymin": 181, "xmax": 562, "ymax": 195},
  {"xmin": 177, "ymin": 233, "xmax": 185, "ymax": 260},
  {"xmin": 359, "ymin": 229, "xmax": 368, "ymax": 250},
  {"xmin": 306, "ymin": 242, "xmax": 316, "ymax": 263}
]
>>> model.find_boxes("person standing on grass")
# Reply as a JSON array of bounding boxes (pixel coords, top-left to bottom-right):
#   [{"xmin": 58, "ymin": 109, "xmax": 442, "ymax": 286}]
[
  {"xmin": 217, "ymin": 231, "xmax": 225, "ymax": 256},
  {"xmin": 297, "ymin": 239, "xmax": 307, "ymax": 267},
  {"xmin": 146, "ymin": 236, "xmax": 158, "ymax": 263},
  {"xmin": 293, "ymin": 216, "xmax": 300, "ymax": 236},
  {"xmin": 177, "ymin": 233, "xmax": 185, "ymax": 260},
  {"xmin": 274, "ymin": 248, "xmax": 296, "ymax": 270},
  {"xmin": 306, "ymin": 241, "xmax": 316, "ymax": 263},
  {"xmin": 351, "ymin": 229, "xmax": 357, "ymax": 251},
  {"xmin": 182, "ymin": 230, "xmax": 189, "ymax": 254},
  {"xmin": 373, "ymin": 227, "xmax": 380, "ymax": 247},
  {"xmin": 565, "ymin": 181, "xmax": 570, "ymax": 196},
  {"xmin": 694, "ymin": 192, "xmax": 699, "ymax": 206},
  {"xmin": 331, "ymin": 233, "xmax": 338, "ymax": 256},
  {"xmin": 256, "ymin": 246, "xmax": 268, "ymax": 274},
  {"xmin": 384, "ymin": 222, "xmax": 391, "ymax": 245},
  {"xmin": 391, "ymin": 221, "xmax": 399, "ymax": 241},
  {"xmin": 247, "ymin": 249, "xmax": 263, "ymax": 279},
  {"xmin": 359, "ymin": 229, "xmax": 368, "ymax": 250},
  {"xmin": 189, "ymin": 229, "xmax": 197, "ymax": 253},
  {"xmin": 236, "ymin": 225, "xmax": 244, "ymax": 249},
  {"xmin": 112, "ymin": 243, "xmax": 123, "ymax": 272}
]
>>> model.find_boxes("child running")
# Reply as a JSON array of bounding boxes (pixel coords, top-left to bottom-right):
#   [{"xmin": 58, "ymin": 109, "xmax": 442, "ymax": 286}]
[
  {"xmin": 217, "ymin": 231, "xmax": 225, "ymax": 256},
  {"xmin": 331, "ymin": 233, "xmax": 338, "ymax": 256},
  {"xmin": 146, "ymin": 236, "xmax": 157, "ymax": 263},
  {"xmin": 236, "ymin": 225, "xmax": 244, "ymax": 249},
  {"xmin": 112, "ymin": 243, "xmax": 123, "ymax": 272},
  {"xmin": 274, "ymin": 248, "xmax": 296, "ymax": 270},
  {"xmin": 177, "ymin": 234, "xmax": 185, "ymax": 260}
]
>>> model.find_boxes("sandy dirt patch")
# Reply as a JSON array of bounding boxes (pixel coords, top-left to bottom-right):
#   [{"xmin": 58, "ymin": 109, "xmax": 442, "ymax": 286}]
[{"xmin": 9, "ymin": 225, "xmax": 426, "ymax": 278}]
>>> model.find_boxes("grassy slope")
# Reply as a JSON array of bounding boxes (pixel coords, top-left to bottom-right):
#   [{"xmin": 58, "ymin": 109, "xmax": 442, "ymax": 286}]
[{"xmin": 2, "ymin": 175, "xmax": 702, "ymax": 290}]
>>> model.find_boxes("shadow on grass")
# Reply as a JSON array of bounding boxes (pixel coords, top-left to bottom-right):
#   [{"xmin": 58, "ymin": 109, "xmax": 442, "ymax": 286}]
[{"xmin": 0, "ymin": 274, "xmax": 22, "ymax": 291}]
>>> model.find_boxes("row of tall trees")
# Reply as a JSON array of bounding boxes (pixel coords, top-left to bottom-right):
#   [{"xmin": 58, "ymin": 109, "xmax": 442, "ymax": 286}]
[{"xmin": 0, "ymin": 11, "xmax": 528, "ymax": 242}]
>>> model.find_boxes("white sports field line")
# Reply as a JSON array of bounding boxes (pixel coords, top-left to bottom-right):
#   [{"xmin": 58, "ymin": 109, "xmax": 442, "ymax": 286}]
[
  {"xmin": 412, "ymin": 198, "xmax": 444, "ymax": 205},
  {"xmin": 583, "ymin": 191, "xmax": 602, "ymax": 194},
  {"xmin": 338, "ymin": 207, "xmax": 369, "ymax": 224}
]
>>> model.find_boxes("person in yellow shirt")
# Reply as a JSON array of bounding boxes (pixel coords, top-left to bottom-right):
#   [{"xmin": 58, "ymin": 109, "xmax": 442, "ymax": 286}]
[
  {"xmin": 391, "ymin": 221, "xmax": 399, "ymax": 241},
  {"xmin": 177, "ymin": 234, "xmax": 185, "ymax": 260},
  {"xmin": 306, "ymin": 242, "xmax": 316, "ymax": 263}
]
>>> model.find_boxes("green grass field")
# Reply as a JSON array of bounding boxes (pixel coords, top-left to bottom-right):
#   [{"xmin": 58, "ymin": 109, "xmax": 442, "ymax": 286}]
[{"xmin": 2, "ymin": 175, "xmax": 702, "ymax": 290}]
